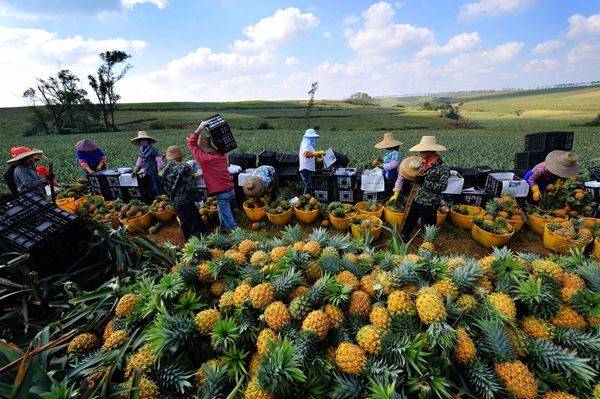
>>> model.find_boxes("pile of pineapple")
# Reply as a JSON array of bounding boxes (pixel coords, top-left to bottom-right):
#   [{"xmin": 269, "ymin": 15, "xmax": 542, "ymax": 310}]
[
  {"xmin": 66, "ymin": 225, "xmax": 600, "ymax": 399},
  {"xmin": 149, "ymin": 195, "xmax": 174, "ymax": 214},
  {"xmin": 541, "ymin": 178, "xmax": 598, "ymax": 218}
]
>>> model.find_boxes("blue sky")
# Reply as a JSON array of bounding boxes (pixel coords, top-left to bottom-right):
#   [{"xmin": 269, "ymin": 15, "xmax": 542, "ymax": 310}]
[{"xmin": 0, "ymin": 0, "xmax": 599, "ymax": 106}]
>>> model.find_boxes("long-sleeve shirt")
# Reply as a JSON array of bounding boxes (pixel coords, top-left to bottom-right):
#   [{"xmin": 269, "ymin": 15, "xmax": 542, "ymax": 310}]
[
  {"xmin": 135, "ymin": 145, "xmax": 163, "ymax": 174},
  {"xmin": 382, "ymin": 149, "xmax": 400, "ymax": 180},
  {"xmin": 525, "ymin": 162, "xmax": 552, "ymax": 187},
  {"xmin": 76, "ymin": 148, "xmax": 107, "ymax": 170},
  {"xmin": 187, "ymin": 132, "xmax": 234, "ymax": 195},
  {"xmin": 160, "ymin": 160, "xmax": 198, "ymax": 205},
  {"xmin": 13, "ymin": 164, "xmax": 46, "ymax": 197},
  {"xmin": 394, "ymin": 157, "xmax": 449, "ymax": 207}
]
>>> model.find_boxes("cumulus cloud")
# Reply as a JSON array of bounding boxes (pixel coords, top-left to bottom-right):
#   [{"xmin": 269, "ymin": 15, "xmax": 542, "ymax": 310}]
[
  {"xmin": 440, "ymin": 41, "xmax": 523, "ymax": 74},
  {"xmin": 523, "ymin": 59, "xmax": 559, "ymax": 72},
  {"xmin": 232, "ymin": 7, "xmax": 319, "ymax": 52},
  {"xmin": 459, "ymin": 0, "xmax": 535, "ymax": 20},
  {"xmin": 285, "ymin": 56, "xmax": 299, "ymax": 66},
  {"xmin": 323, "ymin": 31, "xmax": 332, "ymax": 39},
  {"xmin": 343, "ymin": 14, "xmax": 360, "ymax": 25},
  {"xmin": 0, "ymin": 0, "xmax": 166, "ymax": 19},
  {"xmin": 567, "ymin": 42, "xmax": 600, "ymax": 63},
  {"xmin": 122, "ymin": 0, "xmax": 168, "ymax": 9},
  {"xmin": 566, "ymin": 13, "xmax": 600, "ymax": 38},
  {"xmin": 532, "ymin": 39, "xmax": 564, "ymax": 55},
  {"xmin": 417, "ymin": 32, "xmax": 480, "ymax": 57}
]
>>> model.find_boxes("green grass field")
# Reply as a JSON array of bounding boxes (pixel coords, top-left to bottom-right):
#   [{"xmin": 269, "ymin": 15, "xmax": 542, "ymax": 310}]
[{"xmin": 1, "ymin": 86, "xmax": 599, "ymax": 184}]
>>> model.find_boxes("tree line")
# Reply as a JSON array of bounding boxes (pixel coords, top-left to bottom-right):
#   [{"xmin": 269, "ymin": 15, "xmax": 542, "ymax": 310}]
[{"xmin": 23, "ymin": 50, "xmax": 131, "ymax": 136}]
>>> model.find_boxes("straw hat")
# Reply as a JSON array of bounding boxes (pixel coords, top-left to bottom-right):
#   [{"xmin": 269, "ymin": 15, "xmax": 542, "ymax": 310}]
[
  {"xmin": 374, "ymin": 132, "xmax": 403, "ymax": 149},
  {"xmin": 6, "ymin": 146, "xmax": 44, "ymax": 164},
  {"xmin": 303, "ymin": 128, "xmax": 320, "ymax": 138},
  {"xmin": 75, "ymin": 139, "xmax": 98, "ymax": 152},
  {"xmin": 244, "ymin": 176, "xmax": 264, "ymax": 198},
  {"xmin": 131, "ymin": 131, "xmax": 157, "ymax": 144},
  {"xmin": 166, "ymin": 146, "xmax": 184, "ymax": 161},
  {"xmin": 399, "ymin": 156, "xmax": 422, "ymax": 180},
  {"xmin": 545, "ymin": 150, "xmax": 581, "ymax": 178},
  {"xmin": 409, "ymin": 136, "xmax": 447, "ymax": 152}
]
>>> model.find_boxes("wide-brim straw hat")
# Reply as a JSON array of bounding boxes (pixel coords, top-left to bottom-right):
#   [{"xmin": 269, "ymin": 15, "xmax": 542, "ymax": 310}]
[
  {"xmin": 303, "ymin": 128, "xmax": 320, "ymax": 138},
  {"xmin": 131, "ymin": 130, "xmax": 157, "ymax": 144},
  {"xmin": 375, "ymin": 132, "xmax": 403, "ymax": 149},
  {"xmin": 6, "ymin": 147, "xmax": 44, "ymax": 165},
  {"xmin": 409, "ymin": 135, "xmax": 447, "ymax": 152},
  {"xmin": 545, "ymin": 150, "xmax": 581, "ymax": 178},
  {"xmin": 166, "ymin": 146, "xmax": 184, "ymax": 161},
  {"xmin": 244, "ymin": 176, "xmax": 265, "ymax": 197},
  {"xmin": 75, "ymin": 139, "xmax": 98, "ymax": 152},
  {"xmin": 399, "ymin": 156, "xmax": 422, "ymax": 180}
]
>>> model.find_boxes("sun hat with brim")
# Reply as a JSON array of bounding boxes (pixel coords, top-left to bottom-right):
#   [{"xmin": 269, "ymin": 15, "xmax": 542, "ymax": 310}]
[
  {"xmin": 303, "ymin": 128, "xmax": 320, "ymax": 138},
  {"xmin": 6, "ymin": 147, "xmax": 44, "ymax": 165},
  {"xmin": 399, "ymin": 156, "xmax": 423, "ymax": 180},
  {"xmin": 409, "ymin": 136, "xmax": 447, "ymax": 152},
  {"xmin": 131, "ymin": 131, "xmax": 157, "ymax": 144},
  {"xmin": 244, "ymin": 176, "xmax": 265, "ymax": 197},
  {"xmin": 375, "ymin": 132, "xmax": 403, "ymax": 149},
  {"xmin": 75, "ymin": 139, "xmax": 99, "ymax": 152},
  {"xmin": 545, "ymin": 150, "xmax": 581, "ymax": 178},
  {"xmin": 166, "ymin": 146, "xmax": 184, "ymax": 161}
]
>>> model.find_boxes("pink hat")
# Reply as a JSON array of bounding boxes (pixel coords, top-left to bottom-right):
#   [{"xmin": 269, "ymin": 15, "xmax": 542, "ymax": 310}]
[{"xmin": 75, "ymin": 139, "xmax": 98, "ymax": 152}]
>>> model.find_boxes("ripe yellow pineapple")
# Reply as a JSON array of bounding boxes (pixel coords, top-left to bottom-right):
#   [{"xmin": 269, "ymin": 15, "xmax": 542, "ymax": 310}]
[
  {"xmin": 103, "ymin": 318, "xmax": 115, "ymax": 341},
  {"xmin": 238, "ymin": 239, "xmax": 258, "ymax": 255},
  {"xmin": 477, "ymin": 277, "xmax": 494, "ymax": 292},
  {"xmin": 375, "ymin": 271, "xmax": 392, "ymax": 295},
  {"xmin": 324, "ymin": 304, "xmax": 345, "ymax": 329},
  {"xmin": 592, "ymin": 383, "xmax": 600, "ymax": 399},
  {"xmin": 210, "ymin": 248, "xmax": 224, "ymax": 259},
  {"xmin": 325, "ymin": 346, "xmax": 337, "ymax": 363},
  {"xmin": 478, "ymin": 255, "xmax": 496, "ymax": 276},
  {"xmin": 521, "ymin": 317, "xmax": 554, "ymax": 340},
  {"xmin": 102, "ymin": 329, "xmax": 127, "ymax": 352},
  {"xmin": 336, "ymin": 270, "xmax": 359, "ymax": 290},
  {"xmin": 560, "ymin": 273, "xmax": 586, "ymax": 302},
  {"xmin": 264, "ymin": 301, "xmax": 291, "ymax": 330},
  {"xmin": 360, "ymin": 273, "xmax": 377, "ymax": 297},
  {"xmin": 302, "ymin": 310, "xmax": 331, "ymax": 339},
  {"xmin": 349, "ymin": 290, "xmax": 372, "ymax": 317},
  {"xmin": 419, "ymin": 225, "xmax": 439, "ymax": 252},
  {"xmin": 125, "ymin": 347, "xmax": 155, "ymax": 377},
  {"xmin": 256, "ymin": 328, "xmax": 277, "ymax": 355},
  {"xmin": 270, "ymin": 246, "xmax": 288, "ymax": 262},
  {"xmin": 416, "ymin": 287, "xmax": 446, "ymax": 324},
  {"xmin": 495, "ymin": 360, "xmax": 538, "ymax": 399},
  {"xmin": 289, "ymin": 285, "xmax": 309, "ymax": 300},
  {"xmin": 304, "ymin": 261, "xmax": 322, "ymax": 281},
  {"xmin": 358, "ymin": 253, "xmax": 373, "ymax": 264},
  {"xmin": 369, "ymin": 306, "xmax": 390, "ymax": 330},
  {"xmin": 249, "ymin": 283, "xmax": 274, "ymax": 309},
  {"xmin": 455, "ymin": 294, "xmax": 478, "ymax": 311},
  {"xmin": 250, "ymin": 250, "xmax": 270, "ymax": 267},
  {"xmin": 335, "ymin": 342, "xmax": 366, "ymax": 375},
  {"xmin": 431, "ymin": 279, "xmax": 458, "ymax": 300},
  {"xmin": 194, "ymin": 308, "xmax": 221, "ymax": 334},
  {"xmin": 219, "ymin": 291, "xmax": 235, "ymax": 309},
  {"xmin": 115, "ymin": 293, "xmax": 140, "ymax": 317},
  {"xmin": 541, "ymin": 392, "xmax": 578, "ymax": 399},
  {"xmin": 551, "ymin": 306, "xmax": 587, "ymax": 330},
  {"xmin": 404, "ymin": 253, "xmax": 422, "ymax": 263},
  {"xmin": 210, "ymin": 280, "xmax": 226, "ymax": 297},
  {"xmin": 356, "ymin": 325, "xmax": 381, "ymax": 355},
  {"xmin": 233, "ymin": 283, "xmax": 252, "ymax": 306},
  {"xmin": 196, "ymin": 359, "xmax": 220, "ymax": 385},
  {"xmin": 244, "ymin": 378, "xmax": 274, "ymax": 399},
  {"xmin": 387, "ymin": 290, "xmax": 416, "ymax": 316},
  {"xmin": 488, "ymin": 292, "xmax": 516, "ymax": 321},
  {"xmin": 198, "ymin": 262, "xmax": 214, "ymax": 283},
  {"xmin": 304, "ymin": 241, "xmax": 322, "ymax": 257},
  {"xmin": 249, "ymin": 352, "xmax": 263, "ymax": 379},
  {"xmin": 447, "ymin": 257, "xmax": 466, "ymax": 271},
  {"xmin": 293, "ymin": 241, "xmax": 306, "ymax": 251},
  {"xmin": 224, "ymin": 249, "xmax": 246, "ymax": 266},
  {"xmin": 137, "ymin": 377, "xmax": 159, "ymax": 399},
  {"xmin": 321, "ymin": 246, "xmax": 339, "ymax": 258},
  {"xmin": 67, "ymin": 333, "xmax": 100, "ymax": 353},
  {"xmin": 344, "ymin": 253, "xmax": 358, "ymax": 264},
  {"xmin": 531, "ymin": 259, "xmax": 563, "ymax": 279},
  {"xmin": 454, "ymin": 327, "xmax": 476, "ymax": 364}
]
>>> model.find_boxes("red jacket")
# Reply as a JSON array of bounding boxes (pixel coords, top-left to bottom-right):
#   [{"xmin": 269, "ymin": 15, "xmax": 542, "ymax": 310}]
[{"xmin": 187, "ymin": 132, "xmax": 233, "ymax": 195}]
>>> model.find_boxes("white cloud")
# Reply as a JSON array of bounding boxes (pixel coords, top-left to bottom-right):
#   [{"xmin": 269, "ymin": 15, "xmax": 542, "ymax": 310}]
[
  {"xmin": 285, "ymin": 56, "xmax": 299, "ymax": 66},
  {"xmin": 122, "ymin": 0, "xmax": 168, "ymax": 9},
  {"xmin": 523, "ymin": 58, "xmax": 559, "ymax": 72},
  {"xmin": 566, "ymin": 13, "xmax": 600, "ymax": 38},
  {"xmin": 346, "ymin": 1, "xmax": 434, "ymax": 62},
  {"xmin": 567, "ymin": 42, "xmax": 600, "ymax": 63},
  {"xmin": 0, "ymin": 0, "xmax": 166, "ymax": 19},
  {"xmin": 532, "ymin": 39, "xmax": 564, "ymax": 55},
  {"xmin": 459, "ymin": 0, "xmax": 534, "ymax": 20},
  {"xmin": 441, "ymin": 41, "xmax": 523, "ymax": 74},
  {"xmin": 232, "ymin": 7, "xmax": 319, "ymax": 52},
  {"xmin": 323, "ymin": 31, "xmax": 332, "ymax": 39},
  {"xmin": 343, "ymin": 14, "xmax": 360, "ymax": 25},
  {"xmin": 417, "ymin": 32, "xmax": 480, "ymax": 57}
]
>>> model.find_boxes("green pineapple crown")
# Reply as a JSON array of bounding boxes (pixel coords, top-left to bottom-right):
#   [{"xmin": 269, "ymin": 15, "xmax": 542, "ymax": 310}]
[
  {"xmin": 256, "ymin": 338, "xmax": 307, "ymax": 398},
  {"xmin": 207, "ymin": 231, "xmax": 231, "ymax": 250},
  {"xmin": 308, "ymin": 227, "xmax": 330, "ymax": 247},
  {"xmin": 423, "ymin": 224, "xmax": 440, "ymax": 242},
  {"xmin": 514, "ymin": 275, "xmax": 561, "ymax": 319},
  {"xmin": 282, "ymin": 224, "xmax": 304, "ymax": 245},
  {"xmin": 182, "ymin": 235, "xmax": 211, "ymax": 264}
]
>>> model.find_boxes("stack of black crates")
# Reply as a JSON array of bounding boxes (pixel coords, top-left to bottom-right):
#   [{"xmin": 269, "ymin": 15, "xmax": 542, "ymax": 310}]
[
  {"xmin": 335, "ymin": 168, "xmax": 359, "ymax": 203},
  {"xmin": 513, "ymin": 131, "xmax": 574, "ymax": 177}
]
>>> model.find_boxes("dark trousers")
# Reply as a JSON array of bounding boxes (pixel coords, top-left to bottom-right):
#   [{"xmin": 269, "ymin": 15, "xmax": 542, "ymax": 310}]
[
  {"xmin": 401, "ymin": 202, "xmax": 437, "ymax": 241},
  {"xmin": 175, "ymin": 201, "xmax": 205, "ymax": 240},
  {"xmin": 300, "ymin": 169, "xmax": 314, "ymax": 195}
]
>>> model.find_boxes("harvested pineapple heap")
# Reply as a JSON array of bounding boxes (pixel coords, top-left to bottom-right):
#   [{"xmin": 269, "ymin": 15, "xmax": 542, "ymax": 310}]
[{"xmin": 66, "ymin": 225, "xmax": 600, "ymax": 399}]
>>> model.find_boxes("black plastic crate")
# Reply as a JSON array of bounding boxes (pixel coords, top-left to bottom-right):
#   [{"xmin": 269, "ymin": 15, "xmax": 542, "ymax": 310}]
[
  {"xmin": 87, "ymin": 173, "xmax": 109, "ymax": 190},
  {"xmin": 589, "ymin": 166, "xmax": 600, "ymax": 182},
  {"xmin": 109, "ymin": 186, "xmax": 126, "ymax": 201},
  {"xmin": 585, "ymin": 182, "xmax": 600, "ymax": 201},
  {"xmin": 278, "ymin": 165, "xmax": 298, "ymax": 177},
  {"xmin": 338, "ymin": 189, "xmax": 357, "ymax": 203},
  {"xmin": 461, "ymin": 166, "xmax": 492, "ymax": 188},
  {"xmin": 334, "ymin": 168, "xmax": 358, "ymax": 190},
  {"xmin": 362, "ymin": 191, "xmax": 386, "ymax": 201},
  {"xmin": 204, "ymin": 114, "xmax": 237, "ymax": 154},
  {"xmin": 0, "ymin": 192, "xmax": 52, "ymax": 229},
  {"xmin": 229, "ymin": 153, "xmax": 256, "ymax": 170},
  {"xmin": 524, "ymin": 131, "xmax": 574, "ymax": 152},
  {"xmin": 90, "ymin": 186, "xmax": 113, "ymax": 200},
  {"xmin": 278, "ymin": 153, "xmax": 299, "ymax": 164},
  {"xmin": 258, "ymin": 151, "xmax": 279, "ymax": 167},
  {"xmin": 100, "ymin": 170, "xmax": 121, "ymax": 187},
  {"xmin": 333, "ymin": 152, "xmax": 349, "ymax": 168},
  {"xmin": 514, "ymin": 151, "xmax": 546, "ymax": 173},
  {"xmin": 313, "ymin": 169, "xmax": 335, "ymax": 191},
  {"xmin": 314, "ymin": 188, "xmax": 334, "ymax": 203},
  {"xmin": 460, "ymin": 187, "xmax": 489, "ymax": 208}
]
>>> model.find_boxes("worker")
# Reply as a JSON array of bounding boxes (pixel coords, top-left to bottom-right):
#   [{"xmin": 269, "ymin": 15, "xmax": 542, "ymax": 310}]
[
  {"xmin": 525, "ymin": 150, "xmax": 581, "ymax": 202},
  {"xmin": 392, "ymin": 136, "xmax": 449, "ymax": 242},
  {"xmin": 75, "ymin": 139, "xmax": 107, "ymax": 175},
  {"xmin": 6, "ymin": 147, "xmax": 52, "ymax": 198},
  {"xmin": 373, "ymin": 132, "xmax": 403, "ymax": 191},
  {"xmin": 187, "ymin": 121, "xmax": 237, "ymax": 232},
  {"xmin": 298, "ymin": 128, "xmax": 324, "ymax": 195},
  {"xmin": 131, "ymin": 131, "xmax": 163, "ymax": 196},
  {"xmin": 160, "ymin": 146, "xmax": 205, "ymax": 239},
  {"xmin": 243, "ymin": 165, "xmax": 277, "ymax": 202}
]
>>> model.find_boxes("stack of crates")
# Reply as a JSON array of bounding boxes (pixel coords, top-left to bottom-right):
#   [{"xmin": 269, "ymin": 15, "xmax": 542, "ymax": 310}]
[
  {"xmin": 277, "ymin": 154, "xmax": 299, "ymax": 179},
  {"xmin": 258, "ymin": 151, "xmax": 279, "ymax": 167},
  {"xmin": 513, "ymin": 131, "xmax": 574, "ymax": 177},
  {"xmin": 228, "ymin": 153, "xmax": 256, "ymax": 171},
  {"xmin": 335, "ymin": 168, "xmax": 359, "ymax": 203},
  {"xmin": 312, "ymin": 169, "xmax": 335, "ymax": 203}
]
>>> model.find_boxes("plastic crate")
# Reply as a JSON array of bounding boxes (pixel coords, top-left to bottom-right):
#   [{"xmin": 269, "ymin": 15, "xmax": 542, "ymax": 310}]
[
  {"xmin": 514, "ymin": 151, "xmax": 547, "ymax": 173},
  {"xmin": 334, "ymin": 168, "xmax": 358, "ymax": 190},
  {"xmin": 313, "ymin": 169, "xmax": 335, "ymax": 191},
  {"xmin": 204, "ymin": 114, "xmax": 237, "ymax": 154},
  {"xmin": 338, "ymin": 189, "xmax": 357, "ymax": 203},
  {"xmin": 314, "ymin": 188, "xmax": 334, "ymax": 203},
  {"xmin": 524, "ymin": 131, "xmax": 574, "ymax": 152},
  {"xmin": 278, "ymin": 165, "xmax": 298, "ymax": 177},
  {"xmin": 229, "ymin": 153, "xmax": 256, "ymax": 170},
  {"xmin": 0, "ymin": 192, "xmax": 52, "ymax": 229},
  {"xmin": 589, "ymin": 167, "xmax": 600, "ymax": 182},
  {"xmin": 109, "ymin": 186, "xmax": 126, "ymax": 201},
  {"xmin": 362, "ymin": 191, "xmax": 386, "ymax": 201},
  {"xmin": 333, "ymin": 152, "xmax": 349, "ymax": 168},
  {"xmin": 460, "ymin": 187, "xmax": 489, "ymax": 208},
  {"xmin": 585, "ymin": 182, "xmax": 600, "ymax": 201},
  {"xmin": 99, "ymin": 169, "xmax": 121, "ymax": 187},
  {"xmin": 485, "ymin": 172, "xmax": 529, "ymax": 198},
  {"xmin": 258, "ymin": 151, "xmax": 279, "ymax": 167}
]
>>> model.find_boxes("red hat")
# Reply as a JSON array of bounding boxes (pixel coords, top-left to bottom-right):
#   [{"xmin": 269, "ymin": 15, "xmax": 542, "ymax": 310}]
[{"xmin": 7, "ymin": 146, "xmax": 45, "ymax": 164}]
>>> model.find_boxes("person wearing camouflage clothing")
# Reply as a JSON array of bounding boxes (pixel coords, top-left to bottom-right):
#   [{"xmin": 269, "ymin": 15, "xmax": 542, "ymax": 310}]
[
  {"xmin": 395, "ymin": 136, "xmax": 450, "ymax": 241},
  {"xmin": 160, "ymin": 146, "xmax": 205, "ymax": 239}
]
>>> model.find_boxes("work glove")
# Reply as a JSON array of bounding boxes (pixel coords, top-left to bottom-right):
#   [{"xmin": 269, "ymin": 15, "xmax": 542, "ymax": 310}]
[
  {"xmin": 413, "ymin": 175, "xmax": 425, "ymax": 185},
  {"xmin": 132, "ymin": 166, "xmax": 140, "ymax": 177},
  {"xmin": 96, "ymin": 162, "xmax": 104, "ymax": 171},
  {"xmin": 531, "ymin": 185, "xmax": 542, "ymax": 202},
  {"xmin": 390, "ymin": 191, "xmax": 399, "ymax": 201},
  {"xmin": 193, "ymin": 173, "xmax": 201, "ymax": 180},
  {"xmin": 372, "ymin": 160, "xmax": 382, "ymax": 168},
  {"xmin": 85, "ymin": 166, "xmax": 94, "ymax": 174},
  {"xmin": 195, "ymin": 121, "xmax": 210, "ymax": 134},
  {"xmin": 313, "ymin": 150, "xmax": 325, "ymax": 157}
]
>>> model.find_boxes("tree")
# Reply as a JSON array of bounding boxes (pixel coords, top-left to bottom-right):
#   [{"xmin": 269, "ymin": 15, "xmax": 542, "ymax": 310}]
[
  {"xmin": 346, "ymin": 92, "xmax": 376, "ymax": 106},
  {"xmin": 88, "ymin": 51, "xmax": 132, "ymax": 131},
  {"xmin": 304, "ymin": 81, "xmax": 318, "ymax": 127}
]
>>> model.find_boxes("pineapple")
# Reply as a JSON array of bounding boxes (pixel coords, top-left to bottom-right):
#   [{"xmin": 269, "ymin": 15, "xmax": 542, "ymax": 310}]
[
  {"xmin": 249, "ymin": 283, "xmax": 274, "ymax": 309},
  {"xmin": 420, "ymin": 224, "xmax": 439, "ymax": 252},
  {"xmin": 198, "ymin": 262, "xmax": 214, "ymax": 283},
  {"xmin": 264, "ymin": 301, "xmax": 291, "ymax": 330},
  {"xmin": 210, "ymin": 248, "xmax": 224, "ymax": 259},
  {"xmin": 531, "ymin": 259, "xmax": 563, "ymax": 279},
  {"xmin": 125, "ymin": 347, "xmax": 155, "ymax": 377},
  {"xmin": 304, "ymin": 240, "xmax": 322, "ymax": 257},
  {"xmin": 289, "ymin": 295, "xmax": 312, "ymax": 320},
  {"xmin": 335, "ymin": 342, "xmax": 366, "ymax": 375},
  {"xmin": 302, "ymin": 310, "xmax": 331, "ymax": 339},
  {"xmin": 360, "ymin": 273, "xmax": 377, "ymax": 297},
  {"xmin": 494, "ymin": 360, "xmax": 538, "ymax": 399},
  {"xmin": 289, "ymin": 285, "xmax": 309, "ymax": 300},
  {"xmin": 250, "ymin": 250, "xmax": 270, "ymax": 267},
  {"xmin": 488, "ymin": 292, "xmax": 517, "ymax": 321},
  {"xmin": 270, "ymin": 246, "xmax": 288, "ymax": 262},
  {"xmin": 521, "ymin": 317, "xmax": 554, "ymax": 340},
  {"xmin": 210, "ymin": 280, "xmax": 226, "ymax": 297},
  {"xmin": 136, "ymin": 377, "xmax": 159, "ymax": 399},
  {"xmin": 560, "ymin": 273, "xmax": 586, "ymax": 302},
  {"xmin": 358, "ymin": 253, "xmax": 373, "ymax": 264},
  {"xmin": 244, "ymin": 378, "xmax": 274, "ymax": 399},
  {"xmin": 478, "ymin": 255, "xmax": 496, "ymax": 276},
  {"xmin": 325, "ymin": 346, "xmax": 337, "ymax": 364},
  {"xmin": 387, "ymin": 290, "xmax": 416, "ymax": 316},
  {"xmin": 416, "ymin": 287, "xmax": 446, "ymax": 324},
  {"xmin": 103, "ymin": 318, "xmax": 115, "ymax": 341},
  {"xmin": 257, "ymin": 328, "xmax": 277, "ymax": 355},
  {"xmin": 249, "ymin": 352, "xmax": 263, "ymax": 379},
  {"xmin": 194, "ymin": 308, "xmax": 220, "ymax": 334},
  {"xmin": 233, "ymin": 283, "xmax": 252, "ymax": 307},
  {"xmin": 196, "ymin": 359, "xmax": 220, "ymax": 385},
  {"xmin": 115, "ymin": 293, "xmax": 140, "ymax": 318},
  {"xmin": 324, "ymin": 304, "xmax": 345, "ymax": 329},
  {"xmin": 293, "ymin": 241, "xmax": 306, "ymax": 252},
  {"xmin": 455, "ymin": 293, "xmax": 478, "ymax": 311},
  {"xmin": 356, "ymin": 325, "xmax": 381, "ymax": 355},
  {"xmin": 282, "ymin": 224, "xmax": 304, "ymax": 244},
  {"xmin": 431, "ymin": 279, "xmax": 458, "ymax": 300},
  {"xmin": 551, "ymin": 306, "xmax": 587, "ymax": 330},
  {"xmin": 541, "ymin": 393, "xmax": 578, "ymax": 399},
  {"xmin": 67, "ymin": 333, "xmax": 100, "ymax": 353},
  {"xmin": 344, "ymin": 253, "xmax": 358, "ymax": 264},
  {"xmin": 454, "ymin": 327, "xmax": 476, "ymax": 364},
  {"xmin": 588, "ymin": 314, "xmax": 600, "ymax": 326},
  {"xmin": 446, "ymin": 256, "xmax": 467, "ymax": 271},
  {"xmin": 224, "ymin": 249, "xmax": 246, "ymax": 266},
  {"xmin": 336, "ymin": 270, "xmax": 360, "ymax": 290},
  {"xmin": 219, "ymin": 291, "xmax": 235, "ymax": 309},
  {"xmin": 308, "ymin": 227, "xmax": 329, "ymax": 247},
  {"xmin": 101, "ymin": 329, "xmax": 127, "ymax": 352},
  {"xmin": 304, "ymin": 261, "xmax": 322, "ymax": 281},
  {"xmin": 348, "ymin": 290, "xmax": 372, "ymax": 317},
  {"xmin": 238, "ymin": 239, "xmax": 258, "ymax": 256},
  {"xmin": 321, "ymin": 246, "xmax": 339, "ymax": 258},
  {"xmin": 369, "ymin": 306, "xmax": 390, "ymax": 330}
]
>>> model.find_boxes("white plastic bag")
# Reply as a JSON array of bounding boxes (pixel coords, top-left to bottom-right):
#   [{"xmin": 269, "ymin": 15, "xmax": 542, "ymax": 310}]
[{"xmin": 361, "ymin": 168, "xmax": 385, "ymax": 192}]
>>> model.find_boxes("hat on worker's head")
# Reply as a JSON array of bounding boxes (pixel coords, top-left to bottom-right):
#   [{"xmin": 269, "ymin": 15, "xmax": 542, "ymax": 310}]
[
  {"xmin": 75, "ymin": 139, "xmax": 98, "ymax": 152},
  {"xmin": 409, "ymin": 136, "xmax": 447, "ymax": 152},
  {"xmin": 6, "ymin": 146, "xmax": 44, "ymax": 165},
  {"xmin": 375, "ymin": 132, "xmax": 403, "ymax": 149},
  {"xmin": 303, "ymin": 128, "xmax": 320, "ymax": 138},
  {"xmin": 166, "ymin": 146, "xmax": 184, "ymax": 161},
  {"xmin": 131, "ymin": 131, "xmax": 157, "ymax": 145},
  {"xmin": 545, "ymin": 150, "xmax": 581, "ymax": 178},
  {"xmin": 244, "ymin": 176, "xmax": 265, "ymax": 198},
  {"xmin": 399, "ymin": 156, "xmax": 422, "ymax": 180}
]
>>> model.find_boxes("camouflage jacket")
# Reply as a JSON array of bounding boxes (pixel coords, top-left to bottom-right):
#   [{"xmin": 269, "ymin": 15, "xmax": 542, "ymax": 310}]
[
  {"xmin": 414, "ymin": 157, "xmax": 450, "ymax": 207},
  {"xmin": 160, "ymin": 160, "xmax": 197, "ymax": 205}
]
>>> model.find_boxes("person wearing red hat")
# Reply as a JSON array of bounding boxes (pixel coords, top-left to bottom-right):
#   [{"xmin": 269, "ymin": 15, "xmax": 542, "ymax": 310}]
[{"xmin": 5, "ymin": 147, "xmax": 52, "ymax": 197}]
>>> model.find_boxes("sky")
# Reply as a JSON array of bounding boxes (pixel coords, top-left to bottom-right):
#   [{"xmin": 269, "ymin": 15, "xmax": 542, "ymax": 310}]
[{"xmin": 0, "ymin": 0, "xmax": 599, "ymax": 106}]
